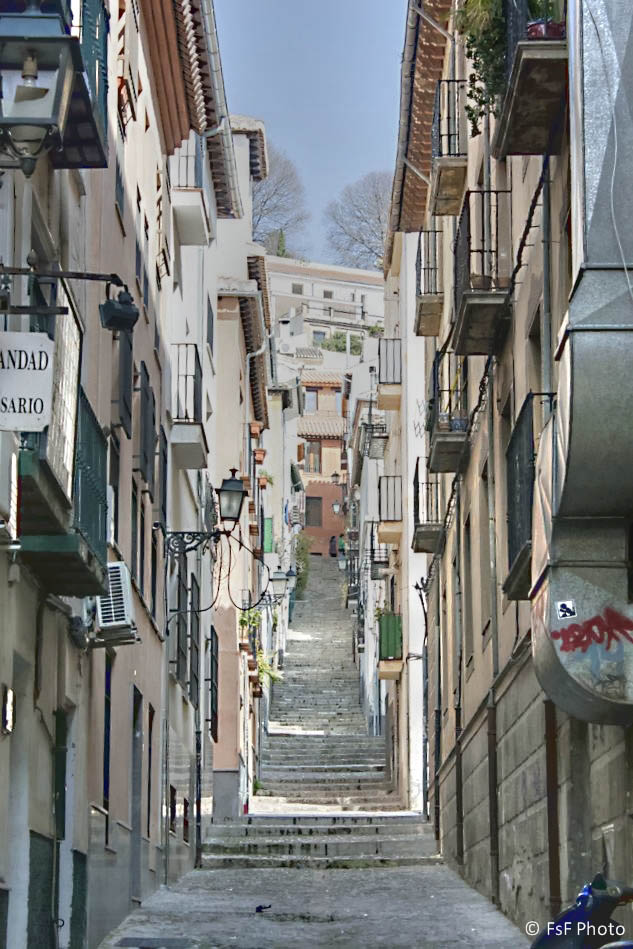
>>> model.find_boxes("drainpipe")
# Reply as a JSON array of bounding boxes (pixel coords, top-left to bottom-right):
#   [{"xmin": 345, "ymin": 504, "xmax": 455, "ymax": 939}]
[
  {"xmin": 487, "ymin": 367, "xmax": 500, "ymax": 904},
  {"xmin": 541, "ymin": 161, "xmax": 553, "ymax": 421},
  {"xmin": 434, "ymin": 581, "xmax": 442, "ymax": 842},
  {"xmin": 544, "ymin": 700, "xmax": 561, "ymax": 917},
  {"xmin": 454, "ymin": 486, "xmax": 464, "ymax": 865}
]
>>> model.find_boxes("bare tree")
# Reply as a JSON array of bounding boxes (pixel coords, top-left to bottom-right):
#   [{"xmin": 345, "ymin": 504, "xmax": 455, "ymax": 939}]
[
  {"xmin": 324, "ymin": 171, "xmax": 392, "ymax": 271},
  {"xmin": 252, "ymin": 143, "xmax": 310, "ymax": 255}
]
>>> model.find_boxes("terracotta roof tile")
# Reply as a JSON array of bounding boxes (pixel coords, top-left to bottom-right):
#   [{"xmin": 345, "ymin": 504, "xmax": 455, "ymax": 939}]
[{"xmin": 297, "ymin": 415, "xmax": 346, "ymax": 438}]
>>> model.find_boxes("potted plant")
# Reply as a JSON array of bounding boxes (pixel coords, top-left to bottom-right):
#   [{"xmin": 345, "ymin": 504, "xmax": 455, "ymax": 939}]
[
  {"xmin": 257, "ymin": 649, "xmax": 284, "ymax": 684},
  {"xmin": 258, "ymin": 470, "xmax": 273, "ymax": 489},
  {"xmin": 455, "ymin": 0, "xmax": 506, "ymax": 136},
  {"xmin": 254, "ymin": 448, "xmax": 266, "ymax": 465},
  {"xmin": 250, "ymin": 421, "xmax": 262, "ymax": 438}
]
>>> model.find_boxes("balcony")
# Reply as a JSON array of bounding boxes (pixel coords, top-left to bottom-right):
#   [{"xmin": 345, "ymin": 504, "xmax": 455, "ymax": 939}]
[
  {"xmin": 453, "ymin": 190, "xmax": 512, "ymax": 356},
  {"xmin": 428, "ymin": 355, "xmax": 469, "ymax": 474},
  {"xmin": 415, "ymin": 229, "xmax": 443, "ymax": 337},
  {"xmin": 20, "ymin": 388, "xmax": 108, "ymax": 595},
  {"xmin": 171, "ymin": 344, "xmax": 208, "ymax": 469},
  {"xmin": 503, "ymin": 393, "xmax": 553, "ymax": 599},
  {"xmin": 493, "ymin": 0, "xmax": 567, "ymax": 159},
  {"xmin": 369, "ymin": 521, "xmax": 390, "ymax": 580},
  {"xmin": 378, "ymin": 475, "xmax": 402, "ymax": 545},
  {"xmin": 170, "ymin": 136, "xmax": 210, "ymax": 245},
  {"xmin": 429, "ymin": 80, "xmax": 468, "ymax": 216},
  {"xmin": 347, "ymin": 547, "xmax": 360, "ymax": 604},
  {"xmin": 376, "ymin": 338, "xmax": 402, "ymax": 411},
  {"xmin": 378, "ymin": 612, "xmax": 403, "ymax": 680},
  {"xmin": 412, "ymin": 465, "xmax": 443, "ymax": 554}
]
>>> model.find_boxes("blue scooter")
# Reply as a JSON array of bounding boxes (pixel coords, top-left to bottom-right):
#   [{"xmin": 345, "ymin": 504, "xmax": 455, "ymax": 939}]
[{"xmin": 531, "ymin": 874, "xmax": 633, "ymax": 948}]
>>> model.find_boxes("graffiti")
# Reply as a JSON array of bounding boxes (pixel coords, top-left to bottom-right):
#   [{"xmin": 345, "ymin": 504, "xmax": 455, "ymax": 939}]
[
  {"xmin": 413, "ymin": 420, "xmax": 424, "ymax": 438},
  {"xmin": 416, "ymin": 399, "xmax": 425, "ymax": 417},
  {"xmin": 551, "ymin": 607, "xmax": 633, "ymax": 654}
]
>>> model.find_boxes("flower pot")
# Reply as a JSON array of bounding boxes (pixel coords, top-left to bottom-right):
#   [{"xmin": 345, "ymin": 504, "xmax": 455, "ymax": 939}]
[
  {"xmin": 258, "ymin": 477, "xmax": 268, "ymax": 489},
  {"xmin": 249, "ymin": 500, "xmax": 256, "ymax": 515},
  {"xmin": 247, "ymin": 656, "xmax": 257, "ymax": 671},
  {"xmin": 253, "ymin": 686, "xmax": 263, "ymax": 698},
  {"xmin": 254, "ymin": 448, "xmax": 266, "ymax": 464},
  {"xmin": 240, "ymin": 474, "xmax": 251, "ymax": 495},
  {"xmin": 470, "ymin": 273, "xmax": 492, "ymax": 291},
  {"xmin": 250, "ymin": 421, "xmax": 262, "ymax": 437},
  {"xmin": 249, "ymin": 522, "xmax": 259, "ymax": 536}
]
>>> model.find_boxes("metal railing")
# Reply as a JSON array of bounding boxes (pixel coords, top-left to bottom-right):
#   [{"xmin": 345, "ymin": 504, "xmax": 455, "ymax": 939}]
[
  {"xmin": 347, "ymin": 546, "xmax": 360, "ymax": 598},
  {"xmin": 369, "ymin": 521, "xmax": 389, "ymax": 567},
  {"xmin": 427, "ymin": 353, "xmax": 469, "ymax": 434},
  {"xmin": 432, "ymin": 79, "xmax": 468, "ymax": 161},
  {"xmin": 74, "ymin": 388, "xmax": 107, "ymax": 566},
  {"xmin": 454, "ymin": 190, "xmax": 512, "ymax": 314},
  {"xmin": 379, "ymin": 612, "xmax": 403, "ymax": 661},
  {"xmin": 378, "ymin": 338, "xmax": 402, "ymax": 386},
  {"xmin": 172, "ymin": 343, "xmax": 203, "ymax": 423},
  {"xmin": 170, "ymin": 134, "xmax": 204, "ymax": 189},
  {"xmin": 379, "ymin": 475, "xmax": 402, "ymax": 523},
  {"xmin": 413, "ymin": 463, "xmax": 441, "ymax": 527},
  {"xmin": 416, "ymin": 229, "xmax": 442, "ymax": 297},
  {"xmin": 504, "ymin": 0, "xmax": 567, "ymax": 83},
  {"xmin": 75, "ymin": 0, "xmax": 109, "ymax": 147}
]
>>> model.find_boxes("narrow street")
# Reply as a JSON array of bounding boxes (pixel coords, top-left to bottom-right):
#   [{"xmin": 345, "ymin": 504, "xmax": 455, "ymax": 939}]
[{"xmin": 100, "ymin": 560, "xmax": 527, "ymax": 948}]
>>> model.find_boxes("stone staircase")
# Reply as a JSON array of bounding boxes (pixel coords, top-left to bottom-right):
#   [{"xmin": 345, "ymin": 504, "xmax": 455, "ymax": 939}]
[{"xmin": 203, "ymin": 557, "xmax": 437, "ymax": 868}]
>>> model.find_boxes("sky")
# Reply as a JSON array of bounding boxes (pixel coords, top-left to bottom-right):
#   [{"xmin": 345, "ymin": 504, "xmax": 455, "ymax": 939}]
[{"xmin": 214, "ymin": 0, "xmax": 407, "ymax": 262}]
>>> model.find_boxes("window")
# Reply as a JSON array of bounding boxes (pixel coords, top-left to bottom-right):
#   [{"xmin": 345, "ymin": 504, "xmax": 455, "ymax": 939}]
[
  {"xmin": 139, "ymin": 361, "xmax": 155, "ymax": 497},
  {"xmin": 189, "ymin": 574, "xmax": 200, "ymax": 707},
  {"xmin": 151, "ymin": 531, "xmax": 158, "ymax": 618},
  {"xmin": 109, "ymin": 435, "xmax": 120, "ymax": 544},
  {"xmin": 291, "ymin": 283, "xmax": 303, "ymax": 295},
  {"xmin": 143, "ymin": 215, "xmax": 149, "ymax": 308},
  {"xmin": 183, "ymin": 798, "xmax": 190, "ymax": 842},
  {"xmin": 147, "ymin": 704, "xmax": 154, "ymax": 838},
  {"xmin": 119, "ymin": 331, "xmax": 133, "ymax": 439},
  {"xmin": 139, "ymin": 500, "xmax": 145, "ymax": 595},
  {"xmin": 131, "ymin": 482, "xmax": 138, "ymax": 582},
  {"xmin": 207, "ymin": 298, "xmax": 214, "ymax": 354},
  {"xmin": 463, "ymin": 517, "xmax": 473, "ymax": 665},
  {"xmin": 305, "ymin": 440, "xmax": 321, "ymax": 473},
  {"xmin": 335, "ymin": 389, "xmax": 342, "ymax": 415},
  {"xmin": 176, "ymin": 552, "xmax": 188, "ymax": 686},
  {"xmin": 135, "ymin": 189, "xmax": 142, "ymax": 286},
  {"xmin": 104, "ymin": 654, "xmax": 112, "ymax": 843},
  {"xmin": 304, "ymin": 388, "xmax": 318, "ymax": 413},
  {"xmin": 209, "ymin": 626, "xmax": 219, "ymax": 742},
  {"xmin": 480, "ymin": 465, "xmax": 491, "ymax": 634},
  {"xmin": 313, "ymin": 331, "xmax": 326, "ymax": 345},
  {"xmin": 323, "ymin": 289, "xmax": 333, "ymax": 300},
  {"xmin": 169, "ymin": 785, "xmax": 176, "ymax": 834},
  {"xmin": 305, "ymin": 496, "xmax": 323, "ymax": 527},
  {"xmin": 115, "ymin": 152, "xmax": 125, "ymax": 218},
  {"xmin": 158, "ymin": 425, "xmax": 168, "ymax": 528}
]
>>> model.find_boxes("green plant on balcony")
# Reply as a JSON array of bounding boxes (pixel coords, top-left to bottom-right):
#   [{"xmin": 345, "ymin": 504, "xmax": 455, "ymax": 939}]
[
  {"xmin": 257, "ymin": 649, "xmax": 284, "ymax": 684},
  {"xmin": 258, "ymin": 469, "xmax": 274, "ymax": 485},
  {"xmin": 239, "ymin": 607, "xmax": 262, "ymax": 634},
  {"xmin": 457, "ymin": 0, "xmax": 559, "ymax": 136}
]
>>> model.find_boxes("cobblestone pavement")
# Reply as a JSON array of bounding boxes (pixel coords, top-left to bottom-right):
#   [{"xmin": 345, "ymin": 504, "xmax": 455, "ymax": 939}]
[{"xmin": 99, "ymin": 864, "xmax": 529, "ymax": 948}]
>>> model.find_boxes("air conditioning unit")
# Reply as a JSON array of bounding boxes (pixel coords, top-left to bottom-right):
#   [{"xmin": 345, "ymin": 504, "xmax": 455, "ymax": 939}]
[{"xmin": 93, "ymin": 562, "xmax": 139, "ymax": 647}]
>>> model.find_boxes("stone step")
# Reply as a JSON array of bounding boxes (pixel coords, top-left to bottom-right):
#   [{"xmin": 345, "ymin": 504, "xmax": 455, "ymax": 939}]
[
  {"xmin": 206, "ymin": 819, "xmax": 429, "ymax": 837},
  {"xmin": 261, "ymin": 763, "xmax": 385, "ymax": 774},
  {"xmin": 200, "ymin": 853, "xmax": 441, "ymax": 869},
  {"xmin": 203, "ymin": 834, "xmax": 437, "ymax": 858}
]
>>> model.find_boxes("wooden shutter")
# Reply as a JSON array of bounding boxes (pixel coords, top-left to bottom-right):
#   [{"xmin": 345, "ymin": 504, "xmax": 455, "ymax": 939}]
[
  {"xmin": 189, "ymin": 574, "xmax": 200, "ymax": 708},
  {"xmin": 158, "ymin": 425, "xmax": 168, "ymax": 527},
  {"xmin": 118, "ymin": 331, "xmax": 133, "ymax": 439},
  {"xmin": 209, "ymin": 626, "xmax": 219, "ymax": 742},
  {"xmin": 297, "ymin": 442, "xmax": 305, "ymax": 463}
]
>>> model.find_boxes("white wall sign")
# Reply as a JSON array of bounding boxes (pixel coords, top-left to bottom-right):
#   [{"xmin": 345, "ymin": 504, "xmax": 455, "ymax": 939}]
[{"xmin": 0, "ymin": 331, "xmax": 55, "ymax": 432}]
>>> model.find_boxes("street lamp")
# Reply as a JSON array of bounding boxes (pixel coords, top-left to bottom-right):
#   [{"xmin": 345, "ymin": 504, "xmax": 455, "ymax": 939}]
[
  {"xmin": 216, "ymin": 469, "xmax": 247, "ymax": 525},
  {"xmin": 0, "ymin": 4, "xmax": 80, "ymax": 176},
  {"xmin": 332, "ymin": 499, "xmax": 341, "ymax": 515},
  {"xmin": 286, "ymin": 567, "xmax": 297, "ymax": 593},
  {"xmin": 269, "ymin": 569, "xmax": 288, "ymax": 602}
]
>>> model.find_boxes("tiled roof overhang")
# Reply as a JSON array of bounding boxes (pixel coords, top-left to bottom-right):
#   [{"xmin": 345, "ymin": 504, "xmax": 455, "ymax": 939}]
[
  {"xmin": 231, "ymin": 115, "xmax": 268, "ymax": 181},
  {"xmin": 297, "ymin": 415, "xmax": 347, "ymax": 438},
  {"xmin": 384, "ymin": 0, "xmax": 451, "ymax": 272},
  {"xmin": 247, "ymin": 255, "xmax": 271, "ymax": 330}
]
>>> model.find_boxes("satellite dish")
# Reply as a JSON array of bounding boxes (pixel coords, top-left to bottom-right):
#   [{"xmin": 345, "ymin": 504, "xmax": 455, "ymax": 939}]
[{"xmin": 280, "ymin": 343, "xmax": 290, "ymax": 353}]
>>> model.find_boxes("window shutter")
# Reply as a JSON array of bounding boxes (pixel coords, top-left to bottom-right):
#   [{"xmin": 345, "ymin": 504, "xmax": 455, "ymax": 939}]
[
  {"xmin": 159, "ymin": 425, "xmax": 168, "ymax": 527},
  {"xmin": 297, "ymin": 442, "xmax": 305, "ymax": 463},
  {"xmin": 124, "ymin": 0, "xmax": 139, "ymax": 117},
  {"xmin": 176, "ymin": 552, "xmax": 188, "ymax": 686},
  {"xmin": 139, "ymin": 362, "xmax": 150, "ymax": 485},
  {"xmin": 263, "ymin": 517, "xmax": 273, "ymax": 554},
  {"xmin": 189, "ymin": 574, "xmax": 200, "ymax": 708},
  {"xmin": 146, "ymin": 383, "xmax": 156, "ymax": 499},
  {"xmin": 209, "ymin": 626, "xmax": 219, "ymax": 742},
  {"xmin": 119, "ymin": 331, "xmax": 133, "ymax": 439}
]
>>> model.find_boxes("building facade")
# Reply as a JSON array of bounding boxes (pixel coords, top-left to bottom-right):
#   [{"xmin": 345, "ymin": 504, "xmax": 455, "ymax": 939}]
[{"xmin": 385, "ymin": 0, "xmax": 633, "ymax": 933}]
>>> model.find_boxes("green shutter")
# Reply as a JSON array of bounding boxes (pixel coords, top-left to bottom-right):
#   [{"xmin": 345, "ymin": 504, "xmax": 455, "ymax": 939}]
[
  {"xmin": 263, "ymin": 517, "xmax": 273, "ymax": 554},
  {"xmin": 379, "ymin": 613, "xmax": 403, "ymax": 660}
]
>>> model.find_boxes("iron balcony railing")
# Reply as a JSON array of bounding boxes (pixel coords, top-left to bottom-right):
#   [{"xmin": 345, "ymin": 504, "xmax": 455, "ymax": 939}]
[
  {"xmin": 454, "ymin": 190, "xmax": 512, "ymax": 314},
  {"xmin": 416, "ymin": 229, "xmax": 442, "ymax": 297},
  {"xmin": 427, "ymin": 352, "xmax": 469, "ymax": 434},
  {"xmin": 379, "ymin": 475, "xmax": 402, "ymax": 523},
  {"xmin": 369, "ymin": 521, "xmax": 389, "ymax": 567},
  {"xmin": 504, "ymin": 0, "xmax": 567, "ymax": 84},
  {"xmin": 78, "ymin": 0, "xmax": 109, "ymax": 148},
  {"xmin": 170, "ymin": 134, "xmax": 204, "ymax": 189},
  {"xmin": 506, "ymin": 392, "xmax": 554, "ymax": 576},
  {"xmin": 413, "ymin": 466, "xmax": 441, "ymax": 529},
  {"xmin": 172, "ymin": 343, "xmax": 203, "ymax": 423},
  {"xmin": 378, "ymin": 338, "xmax": 402, "ymax": 386},
  {"xmin": 73, "ymin": 388, "xmax": 108, "ymax": 566},
  {"xmin": 431, "ymin": 79, "xmax": 468, "ymax": 161},
  {"xmin": 378, "ymin": 612, "xmax": 403, "ymax": 661},
  {"xmin": 347, "ymin": 547, "xmax": 360, "ymax": 598}
]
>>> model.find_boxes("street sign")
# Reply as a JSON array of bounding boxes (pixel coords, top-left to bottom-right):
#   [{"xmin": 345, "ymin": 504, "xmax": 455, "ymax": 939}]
[{"xmin": 0, "ymin": 331, "xmax": 55, "ymax": 432}]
